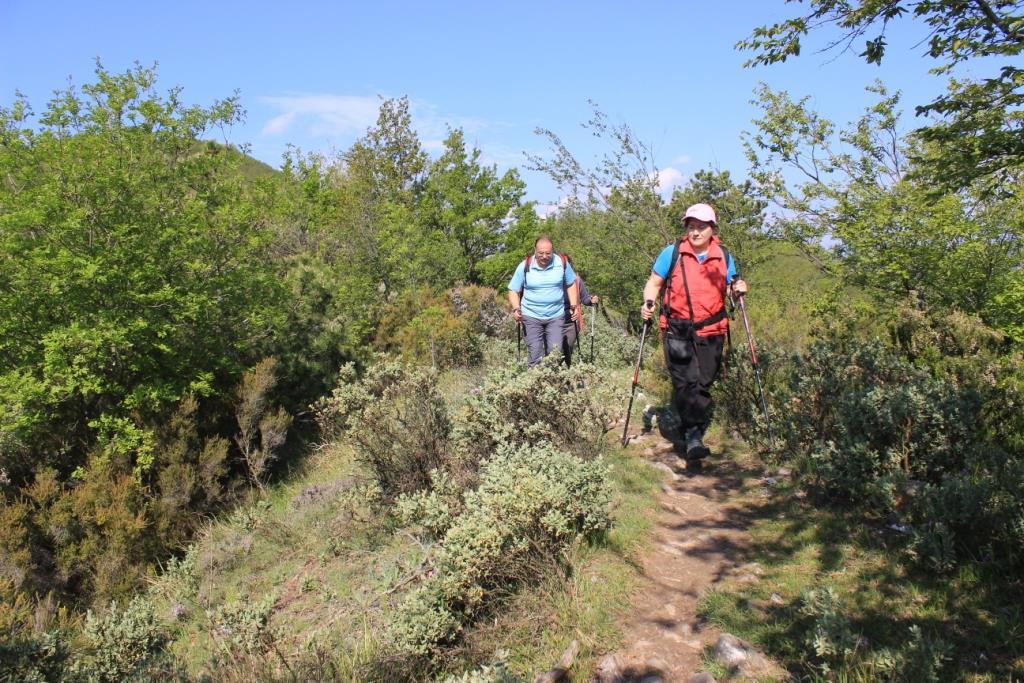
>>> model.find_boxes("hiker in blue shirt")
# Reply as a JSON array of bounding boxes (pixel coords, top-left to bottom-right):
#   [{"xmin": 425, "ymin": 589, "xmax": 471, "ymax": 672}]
[{"xmin": 508, "ymin": 235, "xmax": 581, "ymax": 367}]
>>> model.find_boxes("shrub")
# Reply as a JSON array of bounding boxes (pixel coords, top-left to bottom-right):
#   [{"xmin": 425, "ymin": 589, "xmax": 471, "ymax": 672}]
[
  {"xmin": 206, "ymin": 597, "xmax": 276, "ymax": 656},
  {"xmin": 390, "ymin": 442, "xmax": 610, "ymax": 656},
  {"xmin": 453, "ymin": 355, "xmax": 618, "ymax": 464},
  {"xmin": 741, "ymin": 302, "xmax": 1024, "ymax": 571},
  {"xmin": 202, "ymin": 597, "xmax": 288, "ymax": 681},
  {"xmin": 796, "ymin": 586, "xmax": 950, "ymax": 681},
  {"xmin": 314, "ymin": 360, "xmax": 455, "ymax": 497},
  {"xmin": 799, "ymin": 586, "xmax": 860, "ymax": 673},
  {"xmin": 0, "ymin": 582, "xmax": 71, "ymax": 682},
  {"xmin": 375, "ymin": 288, "xmax": 485, "ymax": 369},
  {"xmin": 447, "ymin": 285, "xmax": 512, "ymax": 339},
  {"xmin": 234, "ymin": 358, "xmax": 292, "ymax": 491},
  {"xmin": 69, "ymin": 596, "xmax": 169, "ymax": 682}
]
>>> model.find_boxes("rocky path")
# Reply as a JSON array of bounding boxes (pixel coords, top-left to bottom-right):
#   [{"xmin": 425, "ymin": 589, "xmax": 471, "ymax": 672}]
[{"xmin": 590, "ymin": 430, "xmax": 783, "ymax": 683}]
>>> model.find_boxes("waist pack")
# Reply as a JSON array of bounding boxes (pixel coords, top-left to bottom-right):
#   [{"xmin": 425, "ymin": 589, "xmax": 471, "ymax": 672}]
[
  {"xmin": 664, "ymin": 310, "xmax": 727, "ymax": 363},
  {"xmin": 665, "ymin": 319, "xmax": 696, "ymax": 363}
]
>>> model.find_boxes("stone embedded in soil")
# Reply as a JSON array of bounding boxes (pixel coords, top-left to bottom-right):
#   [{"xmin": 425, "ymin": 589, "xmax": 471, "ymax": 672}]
[
  {"xmin": 651, "ymin": 462, "xmax": 678, "ymax": 480},
  {"xmin": 593, "ymin": 654, "xmax": 621, "ymax": 683},
  {"xmin": 714, "ymin": 633, "xmax": 752, "ymax": 667},
  {"xmin": 714, "ymin": 633, "xmax": 777, "ymax": 678},
  {"xmin": 689, "ymin": 673, "xmax": 716, "ymax": 683}
]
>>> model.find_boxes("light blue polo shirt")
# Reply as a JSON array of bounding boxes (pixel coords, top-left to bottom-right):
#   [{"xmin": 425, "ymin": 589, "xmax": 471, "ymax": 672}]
[{"xmin": 508, "ymin": 256, "xmax": 576, "ymax": 320}]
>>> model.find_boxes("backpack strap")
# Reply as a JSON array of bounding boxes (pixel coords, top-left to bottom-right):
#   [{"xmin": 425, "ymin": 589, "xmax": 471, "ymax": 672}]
[
  {"xmin": 522, "ymin": 253, "xmax": 572, "ymax": 295},
  {"xmin": 659, "ymin": 238, "xmax": 684, "ymax": 319},
  {"xmin": 519, "ymin": 256, "xmax": 532, "ymax": 297}
]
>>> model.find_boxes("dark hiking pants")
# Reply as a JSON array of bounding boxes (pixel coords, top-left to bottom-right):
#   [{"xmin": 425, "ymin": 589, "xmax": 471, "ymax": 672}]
[
  {"xmin": 522, "ymin": 315, "xmax": 564, "ymax": 367},
  {"xmin": 663, "ymin": 333, "xmax": 725, "ymax": 430},
  {"xmin": 561, "ymin": 318, "xmax": 580, "ymax": 366}
]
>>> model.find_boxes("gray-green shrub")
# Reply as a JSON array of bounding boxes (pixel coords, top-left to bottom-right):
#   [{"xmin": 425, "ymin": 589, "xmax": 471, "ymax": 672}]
[
  {"xmin": 729, "ymin": 303, "xmax": 1024, "ymax": 571},
  {"xmin": 69, "ymin": 596, "xmax": 168, "ymax": 682},
  {"xmin": 453, "ymin": 355, "xmax": 618, "ymax": 464},
  {"xmin": 390, "ymin": 442, "xmax": 611, "ymax": 656},
  {"xmin": 314, "ymin": 360, "xmax": 454, "ymax": 497}
]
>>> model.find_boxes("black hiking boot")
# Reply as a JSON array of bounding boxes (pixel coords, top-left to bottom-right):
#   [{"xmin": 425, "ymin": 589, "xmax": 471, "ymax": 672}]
[{"xmin": 683, "ymin": 425, "xmax": 710, "ymax": 465}]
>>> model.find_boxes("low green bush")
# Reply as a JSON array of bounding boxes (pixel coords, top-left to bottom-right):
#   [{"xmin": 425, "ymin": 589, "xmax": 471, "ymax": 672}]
[
  {"xmin": 314, "ymin": 360, "xmax": 456, "ymax": 497},
  {"xmin": 797, "ymin": 586, "xmax": 951, "ymax": 681},
  {"xmin": 69, "ymin": 596, "xmax": 169, "ymax": 682},
  {"xmin": 735, "ymin": 302, "xmax": 1024, "ymax": 572},
  {"xmin": 453, "ymin": 356, "xmax": 618, "ymax": 464},
  {"xmin": 390, "ymin": 442, "xmax": 611, "ymax": 656}
]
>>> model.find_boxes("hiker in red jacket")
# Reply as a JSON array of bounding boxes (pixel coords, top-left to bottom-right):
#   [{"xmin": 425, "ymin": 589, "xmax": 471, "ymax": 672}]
[{"xmin": 639, "ymin": 203, "xmax": 747, "ymax": 469}]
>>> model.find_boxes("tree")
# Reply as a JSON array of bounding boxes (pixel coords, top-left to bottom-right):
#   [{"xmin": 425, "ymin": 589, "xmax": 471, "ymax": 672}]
[
  {"xmin": 528, "ymin": 103, "xmax": 674, "ymax": 324},
  {"xmin": 744, "ymin": 81, "xmax": 1024, "ymax": 326},
  {"xmin": 0, "ymin": 62, "xmax": 283, "ymax": 484},
  {"xmin": 420, "ymin": 128, "xmax": 525, "ymax": 284},
  {"xmin": 738, "ymin": 0, "xmax": 1024, "ymax": 192}
]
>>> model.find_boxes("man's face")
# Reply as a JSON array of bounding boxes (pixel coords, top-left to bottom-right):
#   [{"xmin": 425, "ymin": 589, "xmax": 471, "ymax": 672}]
[{"xmin": 534, "ymin": 240, "xmax": 553, "ymax": 268}]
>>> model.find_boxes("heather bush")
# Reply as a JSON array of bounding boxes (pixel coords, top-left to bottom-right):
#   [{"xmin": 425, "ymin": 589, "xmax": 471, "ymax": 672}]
[
  {"xmin": 447, "ymin": 285, "xmax": 512, "ymax": 339},
  {"xmin": 390, "ymin": 442, "xmax": 611, "ymax": 656},
  {"xmin": 314, "ymin": 360, "xmax": 456, "ymax": 496},
  {"xmin": 0, "ymin": 582, "xmax": 71, "ymax": 682},
  {"xmin": 234, "ymin": 358, "xmax": 292, "ymax": 491},
  {"xmin": 453, "ymin": 355, "xmax": 619, "ymax": 464},
  {"xmin": 375, "ymin": 288, "xmax": 486, "ymax": 369}
]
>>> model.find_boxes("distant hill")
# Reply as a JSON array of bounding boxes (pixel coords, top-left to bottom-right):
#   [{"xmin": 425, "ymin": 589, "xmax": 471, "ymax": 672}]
[{"xmin": 196, "ymin": 140, "xmax": 280, "ymax": 180}]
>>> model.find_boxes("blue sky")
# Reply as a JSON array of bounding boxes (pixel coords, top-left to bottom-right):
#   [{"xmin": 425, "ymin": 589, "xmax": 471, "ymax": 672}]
[{"xmin": 0, "ymin": 1, "xmax": 965, "ymax": 206}]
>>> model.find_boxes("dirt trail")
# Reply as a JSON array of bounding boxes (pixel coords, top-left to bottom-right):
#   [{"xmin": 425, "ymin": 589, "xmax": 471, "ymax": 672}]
[{"xmin": 592, "ymin": 429, "xmax": 771, "ymax": 682}]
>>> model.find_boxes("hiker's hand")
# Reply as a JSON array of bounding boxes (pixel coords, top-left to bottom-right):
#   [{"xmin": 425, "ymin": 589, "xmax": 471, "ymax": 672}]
[
  {"xmin": 570, "ymin": 305, "xmax": 581, "ymax": 322},
  {"xmin": 640, "ymin": 299, "xmax": 656, "ymax": 320},
  {"xmin": 590, "ymin": 295, "xmax": 600, "ymax": 305},
  {"xmin": 512, "ymin": 307, "xmax": 522, "ymax": 322},
  {"xmin": 731, "ymin": 279, "xmax": 748, "ymax": 299}
]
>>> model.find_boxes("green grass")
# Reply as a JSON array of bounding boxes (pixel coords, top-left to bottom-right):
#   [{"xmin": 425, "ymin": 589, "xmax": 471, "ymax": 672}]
[
  {"xmin": 146, "ymin": 360, "xmax": 667, "ymax": 681},
  {"xmin": 697, "ymin": 478, "xmax": 1024, "ymax": 681}
]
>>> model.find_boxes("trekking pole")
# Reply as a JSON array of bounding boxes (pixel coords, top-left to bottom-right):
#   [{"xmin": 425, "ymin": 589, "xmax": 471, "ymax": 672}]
[
  {"xmin": 735, "ymin": 293, "xmax": 774, "ymax": 441},
  {"xmin": 621, "ymin": 315, "xmax": 653, "ymax": 447},
  {"xmin": 516, "ymin": 319, "xmax": 522, "ymax": 365}
]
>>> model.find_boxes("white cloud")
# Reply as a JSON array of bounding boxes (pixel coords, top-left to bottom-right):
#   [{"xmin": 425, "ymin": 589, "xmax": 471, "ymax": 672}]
[
  {"xmin": 651, "ymin": 166, "xmax": 686, "ymax": 197},
  {"xmin": 256, "ymin": 92, "xmax": 526, "ymax": 176},
  {"xmin": 260, "ymin": 111, "xmax": 296, "ymax": 136},
  {"xmin": 258, "ymin": 94, "xmax": 381, "ymax": 138}
]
